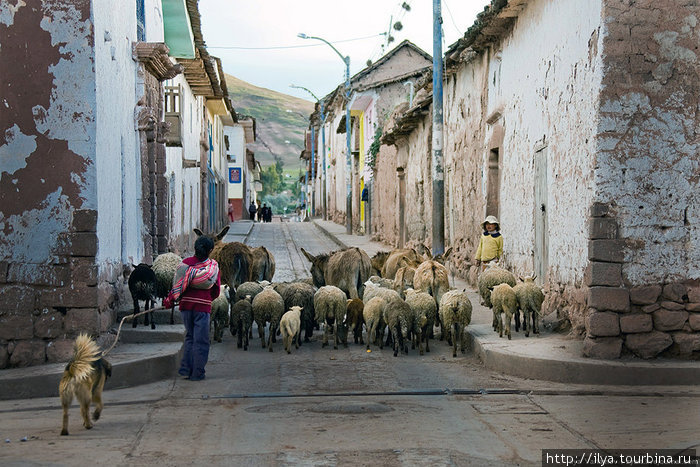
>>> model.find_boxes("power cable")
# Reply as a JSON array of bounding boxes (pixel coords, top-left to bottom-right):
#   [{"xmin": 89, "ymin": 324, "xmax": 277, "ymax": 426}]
[
  {"xmin": 208, "ymin": 33, "xmax": 385, "ymax": 50},
  {"xmin": 443, "ymin": 0, "xmax": 463, "ymax": 36}
]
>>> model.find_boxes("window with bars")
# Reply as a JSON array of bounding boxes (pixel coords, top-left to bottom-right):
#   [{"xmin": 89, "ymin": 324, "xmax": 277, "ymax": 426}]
[{"xmin": 164, "ymin": 84, "xmax": 182, "ymax": 146}]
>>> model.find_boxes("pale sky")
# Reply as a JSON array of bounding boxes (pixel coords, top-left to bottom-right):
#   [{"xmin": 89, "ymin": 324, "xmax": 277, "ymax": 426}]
[{"xmin": 199, "ymin": 0, "xmax": 487, "ymax": 102}]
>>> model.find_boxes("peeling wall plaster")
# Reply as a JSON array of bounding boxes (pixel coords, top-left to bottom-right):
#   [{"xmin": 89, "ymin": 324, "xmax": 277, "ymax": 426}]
[{"xmin": 0, "ymin": 0, "xmax": 95, "ymax": 263}]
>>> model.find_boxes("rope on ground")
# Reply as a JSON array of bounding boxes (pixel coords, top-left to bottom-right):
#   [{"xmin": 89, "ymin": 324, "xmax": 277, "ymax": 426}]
[{"xmin": 102, "ymin": 306, "xmax": 168, "ymax": 357}]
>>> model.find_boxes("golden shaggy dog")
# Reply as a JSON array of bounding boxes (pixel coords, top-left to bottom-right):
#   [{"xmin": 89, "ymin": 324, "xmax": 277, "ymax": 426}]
[{"xmin": 59, "ymin": 334, "xmax": 112, "ymax": 435}]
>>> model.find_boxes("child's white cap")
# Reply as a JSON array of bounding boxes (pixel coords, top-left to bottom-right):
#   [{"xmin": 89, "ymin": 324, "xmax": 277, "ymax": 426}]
[{"xmin": 482, "ymin": 215, "xmax": 500, "ymax": 229}]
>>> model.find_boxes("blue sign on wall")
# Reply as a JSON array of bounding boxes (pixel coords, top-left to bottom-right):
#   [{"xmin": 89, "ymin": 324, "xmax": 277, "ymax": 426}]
[{"xmin": 229, "ymin": 167, "xmax": 241, "ymax": 183}]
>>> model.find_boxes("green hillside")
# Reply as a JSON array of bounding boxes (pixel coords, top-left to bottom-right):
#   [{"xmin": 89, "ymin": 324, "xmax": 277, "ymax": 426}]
[{"xmin": 225, "ymin": 74, "xmax": 315, "ymax": 169}]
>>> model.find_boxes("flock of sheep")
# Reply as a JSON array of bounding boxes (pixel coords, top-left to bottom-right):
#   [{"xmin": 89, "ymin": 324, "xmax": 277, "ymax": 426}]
[{"xmin": 128, "ymin": 227, "xmax": 545, "ymax": 357}]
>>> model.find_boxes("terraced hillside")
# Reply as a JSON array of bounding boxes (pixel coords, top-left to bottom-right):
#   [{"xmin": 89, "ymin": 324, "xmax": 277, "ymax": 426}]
[{"xmin": 225, "ymin": 73, "xmax": 315, "ymax": 169}]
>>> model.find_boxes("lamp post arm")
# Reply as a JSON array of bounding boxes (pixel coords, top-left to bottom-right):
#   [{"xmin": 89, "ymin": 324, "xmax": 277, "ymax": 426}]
[
  {"xmin": 305, "ymin": 35, "xmax": 349, "ymax": 67},
  {"xmin": 290, "ymin": 84, "xmax": 320, "ymax": 102}
]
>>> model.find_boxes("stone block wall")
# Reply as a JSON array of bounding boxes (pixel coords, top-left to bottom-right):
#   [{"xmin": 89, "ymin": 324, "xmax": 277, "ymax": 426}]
[
  {"xmin": 584, "ymin": 202, "xmax": 700, "ymax": 359},
  {"xmin": 0, "ymin": 210, "xmax": 116, "ymax": 368}
]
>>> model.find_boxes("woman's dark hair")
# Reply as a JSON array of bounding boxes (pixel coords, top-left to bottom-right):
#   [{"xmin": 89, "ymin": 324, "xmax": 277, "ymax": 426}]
[{"xmin": 194, "ymin": 236, "xmax": 215, "ymax": 260}]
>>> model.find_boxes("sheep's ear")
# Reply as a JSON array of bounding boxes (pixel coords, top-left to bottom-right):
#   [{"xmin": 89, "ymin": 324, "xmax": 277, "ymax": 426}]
[
  {"xmin": 532, "ymin": 275, "xmax": 537, "ymax": 281},
  {"xmin": 487, "ymin": 285, "xmax": 494, "ymax": 291},
  {"xmin": 193, "ymin": 228, "xmax": 204, "ymax": 237},
  {"xmin": 216, "ymin": 226, "xmax": 230, "ymax": 241},
  {"xmin": 300, "ymin": 248, "xmax": 316, "ymax": 263},
  {"xmin": 132, "ymin": 263, "xmax": 137, "ymax": 268}
]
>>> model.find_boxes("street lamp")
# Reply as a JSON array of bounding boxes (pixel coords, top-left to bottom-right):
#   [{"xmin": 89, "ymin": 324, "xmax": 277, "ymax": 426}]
[
  {"xmin": 297, "ymin": 33, "xmax": 353, "ymax": 235},
  {"xmin": 290, "ymin": 84, "xmax": 324, "ymax": 220}
]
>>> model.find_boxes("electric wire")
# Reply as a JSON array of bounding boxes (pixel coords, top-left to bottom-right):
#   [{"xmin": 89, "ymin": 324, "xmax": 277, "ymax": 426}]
[
  {"xmin": 443, "ymin": 0, "xmax": 463, "ymax": 37},
  {"xmin": 208, "ymin": 33, "xmax": 386, "ymax": 50}
]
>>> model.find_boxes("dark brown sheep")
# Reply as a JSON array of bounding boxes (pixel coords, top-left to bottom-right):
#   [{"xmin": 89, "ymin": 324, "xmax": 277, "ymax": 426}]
[{"xmin": 345, "ymin": 298, "xmax": 365, "ymax": 344}]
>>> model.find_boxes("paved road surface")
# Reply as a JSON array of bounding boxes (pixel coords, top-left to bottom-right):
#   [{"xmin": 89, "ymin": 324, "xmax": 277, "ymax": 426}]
[{"xmin": 1, "ymin": 222, "xmax": 698, "ymax": 466}]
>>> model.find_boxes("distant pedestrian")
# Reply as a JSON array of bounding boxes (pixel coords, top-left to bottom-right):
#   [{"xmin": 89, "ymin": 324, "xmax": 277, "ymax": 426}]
[
  {"xmin": 256, "ymin": 202, "xmax": 263, "ymax": 222},
  {"xmin": 163, "ymin": 236, "xmax": 221, "ymax": 381},
  {"xmin": 475, "ymin": 215, "xmax": 503, "ymax": 271},
  {"xmin": 228, "ymin": 201, "xmax": 235, "ymax": 222},
  {"xmin": 248, "ymin": 201, "xmax": 257, "ymax": 221}
]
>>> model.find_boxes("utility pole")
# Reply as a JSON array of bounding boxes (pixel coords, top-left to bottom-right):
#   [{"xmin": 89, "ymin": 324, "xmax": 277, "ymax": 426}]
[
  {"xmin": 344, "ymin": 60, "xmax": 352, "ymax": 235},
  {"xmin": 431, "ymin": 0, "xmax": 445, "ymax": 256},
  {"xmin": 290, "ymin": 84, "xmax": 323, "ymax": 219},
  {"xmin": 309, "ymin": 124, "xmax": 314, "ymax": 218},
  {"xmin": 321, "ymin": 100, "xmax": 327, "ymax": 220}
]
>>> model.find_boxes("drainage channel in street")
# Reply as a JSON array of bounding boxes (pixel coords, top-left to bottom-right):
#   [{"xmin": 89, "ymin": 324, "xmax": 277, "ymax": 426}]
[
  {"xmin": 1, "ymin": 388, "xmax": 697, "ymax": 415},
  {"xmin": 195, "ymin": 387, "xmax": 697, "ymax": 400}
]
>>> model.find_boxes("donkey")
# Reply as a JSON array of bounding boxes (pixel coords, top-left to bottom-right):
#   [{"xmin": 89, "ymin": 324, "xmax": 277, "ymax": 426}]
[
  {"xmin": 194, "ymin": 226, "xmax": 252, "ymax": 290},
  {"xmin": 300, "ymin": 247, "xmax": 371, "ymax": 300}
]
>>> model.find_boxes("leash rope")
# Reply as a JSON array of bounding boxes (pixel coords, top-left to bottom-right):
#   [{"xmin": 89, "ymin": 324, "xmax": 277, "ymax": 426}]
[{"xmin": 102, "ymin": 306, "xmax": 168, "ymax": 357}]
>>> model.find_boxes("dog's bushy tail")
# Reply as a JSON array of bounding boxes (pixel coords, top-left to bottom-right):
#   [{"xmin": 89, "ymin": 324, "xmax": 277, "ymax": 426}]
[{"xmin": 64, "ymin": 334, "xmax": 101, "ymax": 382}]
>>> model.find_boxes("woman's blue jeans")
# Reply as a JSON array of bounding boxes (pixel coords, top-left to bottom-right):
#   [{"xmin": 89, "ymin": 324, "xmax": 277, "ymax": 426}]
[{"xmin": 179, "ymin": 310, "xmax": 210, "ymax": 380}]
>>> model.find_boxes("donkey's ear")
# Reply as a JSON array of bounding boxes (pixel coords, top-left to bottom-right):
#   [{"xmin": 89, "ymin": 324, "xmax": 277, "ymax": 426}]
[
  {"xmin": 300, "ymin": 248, "xmax": 316, "ymax": 263},
  {"xmin": 216, "ymin": 226, "xmax": 230, "ymax": 241}
]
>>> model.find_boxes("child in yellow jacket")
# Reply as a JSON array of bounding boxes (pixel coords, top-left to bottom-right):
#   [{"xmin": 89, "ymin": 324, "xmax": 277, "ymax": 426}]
[{"xmin": 475, "ymin": 215, "xmax": 503, "ymax": 270}]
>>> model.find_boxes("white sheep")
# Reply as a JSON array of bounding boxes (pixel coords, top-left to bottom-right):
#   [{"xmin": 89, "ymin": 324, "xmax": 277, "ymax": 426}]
[
  {"xmin": 280, "ymin": 306, "xmax": 302, "ymax": 354},
  {"xmin": 152, "ymin": 252, "xmax": 182, "ymax": 325},
  {"xmin": 363, "ymin": 296, "xmax": 387, "ymax": 350},
  {"xmin": 210, "ymin": 286, "xmax": 230, "ymax": 343},
  {"xmin": 274, "ymin": 280, "xmax": 316, "ymax": 344},
  {"xmin": 404, "ymin": 288, "xmax": 437, "ymax": 355},
  {"xmin": 362, "ymin": 280, "xmax": 401, "ymax": 304},
  {"xmin": 438, "ymin": 290, "xmax": 473, "ymax": 357},
  {"xmin": 252, "ymin": 285, "xmax": 285, "ymax": 352},
  {"xmin": 313, "ymin": 285, "xmax": 347, "ymax": 349},
  {"xmin": 382, "ymin": 296, "xmax": 413, "ymax": 357},
  {"xmin": 477, "ymin": 264, "xmax": 516, "ymax": 310},
  {"xmin": 490, "ymin": 283, "xmax": 517, "ymax": 340},
  {"xmin": 368, "ymin": 275, "xmax": 394, "ymax": 289},
  {"xmin": 513, "ymin": 277, "xmax": 544, "ymax": 337}
]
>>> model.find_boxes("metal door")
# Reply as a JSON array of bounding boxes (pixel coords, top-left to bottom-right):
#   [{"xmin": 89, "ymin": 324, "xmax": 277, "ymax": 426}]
[{"xmin": 534, "ymin": 147, "xmax": 549, "ymax": 285}]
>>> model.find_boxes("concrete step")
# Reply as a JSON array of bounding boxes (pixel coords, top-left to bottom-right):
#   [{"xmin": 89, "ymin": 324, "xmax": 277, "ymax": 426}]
[
  {"xmin": 115, "ymin": 324, "xmax": 185, "ymax": 344},
  {"xmin": 0, "ymin": 342, "xmax": 182, "ymax": 400}
]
